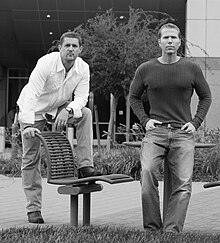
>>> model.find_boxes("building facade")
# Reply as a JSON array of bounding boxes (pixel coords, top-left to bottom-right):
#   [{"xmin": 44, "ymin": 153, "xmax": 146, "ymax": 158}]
[{"xmin": 186, "ymin": 0, "xmax": 220, "ymax": 129}]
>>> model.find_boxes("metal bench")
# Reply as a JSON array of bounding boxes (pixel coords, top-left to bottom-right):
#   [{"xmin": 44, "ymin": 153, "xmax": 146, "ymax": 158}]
[
  {"xmin": 204, "ymin": 181, "xmax": 220, "ymax": 189},
  {"xmin": 36, "ymin": 131, "xmax": 134, "ymax": 226}
]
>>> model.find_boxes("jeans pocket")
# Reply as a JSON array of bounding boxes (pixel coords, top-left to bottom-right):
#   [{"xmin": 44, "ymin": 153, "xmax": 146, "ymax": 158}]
[{"xmin": 143, "ymin": 128, "xmax": 160, "ymax": 142}]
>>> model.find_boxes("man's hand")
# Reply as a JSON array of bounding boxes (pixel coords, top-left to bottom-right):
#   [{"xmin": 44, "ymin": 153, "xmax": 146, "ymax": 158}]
[
  {"xmin": 54, "ymin": 108, "xmax": 69, "ymax": 130},
  {"xmin": 23, "ymin": 127, "xmax": 41, "ymax": 139},
  {"xmin": 181, "ymin": 122, "xmax": 196, "ymax": 134},
  {"xmin": 145, "ymin": 119, "xmax": 162, "ymax": 131}
]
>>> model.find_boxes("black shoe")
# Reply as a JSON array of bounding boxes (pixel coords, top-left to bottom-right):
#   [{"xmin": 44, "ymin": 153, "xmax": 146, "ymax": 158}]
[
  {"xmin": 27, "ymin": 211, "xmax": 44, "ymax": 224},
  {"xmin": 78, "ymin": 166, "xmax": 101, "ymax": 179}
]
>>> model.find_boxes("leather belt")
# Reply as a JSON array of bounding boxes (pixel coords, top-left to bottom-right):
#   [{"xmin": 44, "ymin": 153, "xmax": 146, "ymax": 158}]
[{"xmin": 156, "ymin": 123, "xmax": 183, "ymax": 129}]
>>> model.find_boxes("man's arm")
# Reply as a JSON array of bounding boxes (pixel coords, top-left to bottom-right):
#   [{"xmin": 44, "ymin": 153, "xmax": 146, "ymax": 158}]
[
  {"xmin": 67, "ymin": 64, "xmax": 90, "ymax": 118},
  {"xmin": 18, "ymin": 58, "xmax": 48, "ymax": 139},
  {"xmin": 18, "ymin": 58, "xmax": 48, "ymax": 124},
  {"xmin": 191, "ymin": 64, "xmax": 212, "ymax": 130},
  {"xmin": 129, "ymin": 67, "xmax": 150, "ymax": 128}
]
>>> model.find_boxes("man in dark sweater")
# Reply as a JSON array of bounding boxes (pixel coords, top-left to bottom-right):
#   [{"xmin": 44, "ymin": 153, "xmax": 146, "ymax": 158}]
[{"xmin": 129, "ymin": 23, "xmax": 212, "ymax": 233}]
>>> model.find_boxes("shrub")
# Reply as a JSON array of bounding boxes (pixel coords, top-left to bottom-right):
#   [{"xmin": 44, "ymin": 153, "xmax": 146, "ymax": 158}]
[
  {"xmin": 99, "ymin": 126, "xmax": 220, "ymax": 182},
  {"xmin": 193, "ymin": 128, "xmax": 220, "ymax": 181},
  {"xmin": 1, "ymin": 127, "xmax": 220, "ymax": 182},
  {"xmin": 93, "ymin": 145, "xmax": 141, "ymax": 180},
  {"xmin": 0, "ymin": 128, "xmax": 47, "ymax": 177}
]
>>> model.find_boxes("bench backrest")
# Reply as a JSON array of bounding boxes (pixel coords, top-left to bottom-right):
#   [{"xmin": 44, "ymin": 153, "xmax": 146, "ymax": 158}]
[
  {"xmin": 36, "ymin": 132, "xmax": 77, "ymax": 183},
  {"xmin": 36, "ymin": 131, "xmax": 134, "ymax": 185}
]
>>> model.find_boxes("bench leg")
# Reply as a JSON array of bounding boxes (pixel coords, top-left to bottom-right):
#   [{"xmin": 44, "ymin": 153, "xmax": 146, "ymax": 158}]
[
  {"xmin": 70, "ymin": 195, "xmax": 78, "ymax": 226},
  {"xmin": 83, "ymin": 193, "xmax": 91, "ymax": 226}
]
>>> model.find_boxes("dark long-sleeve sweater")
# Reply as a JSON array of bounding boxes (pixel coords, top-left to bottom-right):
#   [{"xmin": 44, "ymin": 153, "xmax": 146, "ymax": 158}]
[{"xmin": 129, "ymin": 58, "xmax": 212, "ymax": 130}]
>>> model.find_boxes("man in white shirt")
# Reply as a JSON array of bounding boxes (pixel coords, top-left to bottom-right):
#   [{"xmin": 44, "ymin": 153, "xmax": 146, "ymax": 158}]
[{"xmin": 17, "ymin": 32, "xmax": 100, "ymax": 224}]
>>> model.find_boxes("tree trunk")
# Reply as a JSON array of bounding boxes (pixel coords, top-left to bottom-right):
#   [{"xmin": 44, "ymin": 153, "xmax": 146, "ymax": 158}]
[
  {"xmin": 94, "ymin": 104, "xmax": 101, "ymax": 156},
  {"xmin": 125, "ymin": 95, "xmax": 130, "ymax": 142},
  {"xmin": 106, "ymin": 94, "xmax": 118, "ymax": 152},
  {"xmin": 11, "ymin": 112, "xmax": 19, "ymax": 158}
]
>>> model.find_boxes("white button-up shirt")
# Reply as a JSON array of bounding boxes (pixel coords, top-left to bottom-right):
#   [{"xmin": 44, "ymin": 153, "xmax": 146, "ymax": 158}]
[{"xmin": 17, "ymin": 52, "xmax": 90, "ymax": 124}]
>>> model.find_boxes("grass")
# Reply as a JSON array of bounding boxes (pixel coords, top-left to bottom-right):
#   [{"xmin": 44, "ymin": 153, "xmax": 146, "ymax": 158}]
[{"xmin": 1, "ymin": 225, "xmax": 220, "ymax": 243}]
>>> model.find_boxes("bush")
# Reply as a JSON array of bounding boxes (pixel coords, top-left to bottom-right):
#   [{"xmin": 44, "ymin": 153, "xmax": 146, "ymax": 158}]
[
  {"xmin": 193, "ymin": 128, "xmax": 220, "ymax": 181},
  {"xmin": 93, "ymin": 145, "xmax": 141, "ymax": 180},
  {"xmin": 0, "ymin": 128, "xmax": 47, "ymax": 177},
  {"xmin": 96, "ymin": 127, "xmax": 220, "ymax": 182},
  {"xmin": 1, "ymin": 127, "xmax": 220, "ymax": 182},
  {"xmin": 0, "ymin": 128, "xmax": 23, "ymax": 177}
]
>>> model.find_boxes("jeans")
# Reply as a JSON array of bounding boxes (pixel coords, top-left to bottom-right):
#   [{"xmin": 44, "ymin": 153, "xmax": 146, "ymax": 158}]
[
  {"xmin": 20, "ymin": 107, "xmax": 93, "ymax": 213},
  {"xmin": 140, "ymin": 127, "xmax": 195, "ymax": 233}
]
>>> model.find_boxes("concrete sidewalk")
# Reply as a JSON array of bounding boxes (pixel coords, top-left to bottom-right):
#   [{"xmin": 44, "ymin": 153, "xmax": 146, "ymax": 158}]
[{"xmin": 0, "ymin": 177, "xmax": 220, "ymax": 233}]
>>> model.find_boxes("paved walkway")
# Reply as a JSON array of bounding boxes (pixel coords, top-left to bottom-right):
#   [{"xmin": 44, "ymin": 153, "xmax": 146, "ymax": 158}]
[{"xmin": 1, "ymin": 176, "xmax": 220, "ymax": 233}]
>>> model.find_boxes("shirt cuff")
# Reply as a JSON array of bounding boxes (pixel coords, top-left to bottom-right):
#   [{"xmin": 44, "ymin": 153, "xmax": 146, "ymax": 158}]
[{"xmin": 71, "ymin": 107, "xmax": 82, "ymax": 118}]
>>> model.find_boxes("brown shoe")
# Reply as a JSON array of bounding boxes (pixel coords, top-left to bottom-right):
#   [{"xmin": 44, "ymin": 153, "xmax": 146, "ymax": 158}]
[
  {"xmin": 27, "ymin": 211, "xmax": 44, "ymax": 224},
  {"xmin": 78, "ymin": 166, "xmax": 101, "ymax": 179}
]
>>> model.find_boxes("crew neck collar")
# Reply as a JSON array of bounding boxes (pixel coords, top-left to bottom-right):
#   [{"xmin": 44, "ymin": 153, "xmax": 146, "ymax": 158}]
[{"xmin": 157, "ymin": 57, "xmax": 181, "ymax": 65}]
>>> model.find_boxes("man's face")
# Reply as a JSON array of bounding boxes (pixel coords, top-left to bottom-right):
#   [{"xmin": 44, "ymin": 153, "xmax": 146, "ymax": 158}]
[
  {"xmin": 158, "ymin": 28, "xmax": 181, "ymax": 55},
  {"xmin": 59, "ymin": 37, "xmax": 82, "ymax": 62}
]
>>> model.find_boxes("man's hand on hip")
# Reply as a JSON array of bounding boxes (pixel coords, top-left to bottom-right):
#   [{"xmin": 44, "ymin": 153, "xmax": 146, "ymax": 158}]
[
  {"xmin": 181, "ymin": 122, "xmax": 196, "ymax": 134},
  {"xmin": 145, "ymin": 119, "xmax": 162, "ymax": 131}
]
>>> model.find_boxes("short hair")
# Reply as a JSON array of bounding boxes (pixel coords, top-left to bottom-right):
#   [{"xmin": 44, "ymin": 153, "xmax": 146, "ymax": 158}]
[
  {"xmin": 158, "ymin": 23, "xmax": 181, "ymax": 39},
  {"xmin": 59, "ymin": 31, "xmax": 83, "ymax": 46}
]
